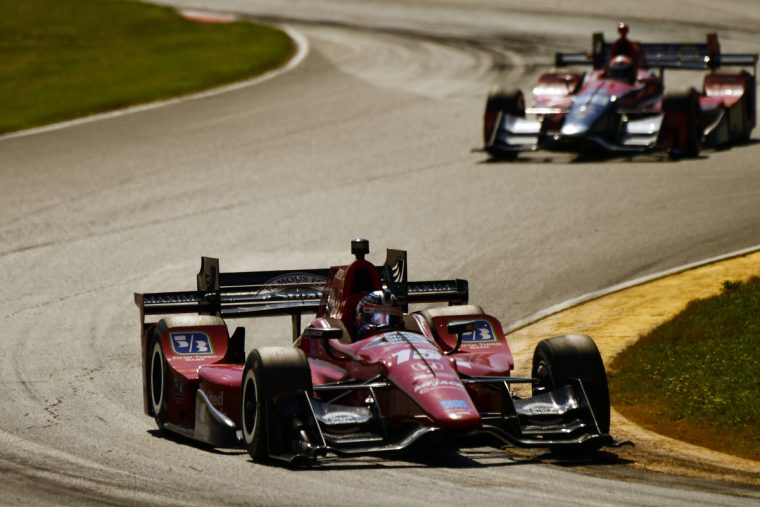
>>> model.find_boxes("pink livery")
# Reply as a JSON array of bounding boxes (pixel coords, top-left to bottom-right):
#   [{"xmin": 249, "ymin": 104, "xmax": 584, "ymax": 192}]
[{"xmin": 136, "ymin": 239, "xmax": 623, "ymax": 465}]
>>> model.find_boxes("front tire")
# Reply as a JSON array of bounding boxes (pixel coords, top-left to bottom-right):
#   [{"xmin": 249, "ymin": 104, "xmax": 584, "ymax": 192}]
[
  {"xmin": 662, "ymin": 87, "xmax": 702, "ymax": 159},
  {"xmin": 484, "ymin": 88, "xmax": 525, "ymax": 160},
  {"xmin": 241, "ymin": 347, "xmax": 312, "ymax": 462},
  {"xmin": 531, "ymin": 334, "xmax": 610, "ymax": 435}
]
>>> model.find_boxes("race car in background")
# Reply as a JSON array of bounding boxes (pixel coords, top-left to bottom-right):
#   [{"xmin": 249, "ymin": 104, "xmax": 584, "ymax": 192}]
[
  {"xmin": 482, "ymin": 24, "xmax": 758, "ymax": 159},
  {"xmin": 135, "ymin": 239, "xmax": 623, "ymax": 466}
]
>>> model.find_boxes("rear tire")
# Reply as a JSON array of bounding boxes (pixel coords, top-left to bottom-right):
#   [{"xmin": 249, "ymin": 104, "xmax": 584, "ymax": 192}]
[
  {"xmin": 148, "ymin": 329, "xmax": 168, "ymax": 430},
  {"xmin": 241, "ymin": 347, "xmax": 312, "ymax": 462},
  {"xmin": 662, "ymin": 87, "xmax": 702, "ymax": 159},
  {"xmin": 531, "ymin": 334, "xmax": 610, "ymax": 435}
]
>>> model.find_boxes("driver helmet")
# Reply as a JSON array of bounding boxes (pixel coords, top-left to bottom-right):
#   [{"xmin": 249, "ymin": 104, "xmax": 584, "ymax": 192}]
[
  {"xmin": 355, "ymin": 289, "xmax": 403, "ymax": 338},
  {"xmin": 608, "ymin": 55, "xmax": 635, "ymax": 83}
]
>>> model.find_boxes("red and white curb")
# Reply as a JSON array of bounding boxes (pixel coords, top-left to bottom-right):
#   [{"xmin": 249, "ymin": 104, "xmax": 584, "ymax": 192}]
[
  {"xmin": 178, "ymin": 9, "xmax": 237, "ymax": 24},
  {"xmin": 0, "ymin": 13, "xmax": 309, "ymax": 142}
]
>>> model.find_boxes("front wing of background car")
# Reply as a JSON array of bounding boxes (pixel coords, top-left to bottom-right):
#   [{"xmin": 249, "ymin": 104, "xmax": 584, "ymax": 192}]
[{"xmin": 484, "ymin": 110, "xmax": 665, "ymax": 157}]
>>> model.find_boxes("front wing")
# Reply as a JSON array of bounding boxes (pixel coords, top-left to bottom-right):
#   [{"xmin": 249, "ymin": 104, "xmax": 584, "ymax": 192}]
[
  {"xmin": 260, "ymin": 375, "xmax": 620, "ymax": 464},
  {"xmin": 485, "ymin": 110, "xmax": 664, "ymax": 157}
]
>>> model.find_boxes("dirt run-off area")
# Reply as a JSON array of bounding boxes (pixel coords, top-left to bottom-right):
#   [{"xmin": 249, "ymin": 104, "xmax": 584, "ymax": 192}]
[{"xmin": 506, "ymin": 250, "xmax": 760, "ymax": 487}]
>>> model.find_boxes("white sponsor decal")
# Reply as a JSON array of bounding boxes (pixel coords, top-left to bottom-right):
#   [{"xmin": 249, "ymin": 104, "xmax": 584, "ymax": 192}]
[
  {"xmin": 393, "ymin": 348, "xmax": 442, "ymax": 364},
  {"xmin": 179, "ymin": 356, "xmax": 219, "ymax": 362},
  {"xmin": 322, "ymin": 412, "xmax": 367, "ymax": 425},
  {"xmin": 525, "ymin": 402, "xmax": 559, "ymax": 416},
  {"xmin": 414, "ymin": 378, "xmax": 466, "ymax": 395},
  {"xmin": 463, "ymin": 342, "xmax": 499, "ymax": 349},
  {"xmin": 411, "ymin": 361, "xmax": 444, "ymax": 372},
  {"xmin": 368, "ymin": 332, "xmax": 428, "ymax": 347},
  {"xmin": 258, "ymin": 273, "xmax": 327, "ymax": 301}
]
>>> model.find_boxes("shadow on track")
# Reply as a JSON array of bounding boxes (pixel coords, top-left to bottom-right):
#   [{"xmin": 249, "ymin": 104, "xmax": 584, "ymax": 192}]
[
  {"xmin": 476, "ymin": 138, "xmax": 758, "ymax": 166},
  {"xmin": 280, "ymin": 444, "xmax": 632, "ymax": 471},
  {"xmin": 148, "ymin": 427, "xmax": 629, "ymax": 470},
  {"xmin": 147, "ymin": 429, "xmax": 248, "ymax": 456}
]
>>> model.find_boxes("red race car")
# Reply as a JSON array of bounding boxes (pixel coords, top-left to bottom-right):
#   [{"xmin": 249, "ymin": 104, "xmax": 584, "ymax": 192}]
[
  {"xmin": 135, "ymin": 240, "xmax": 621, "ymax": 465},
  {"xmin": 483, "ymin": 23, "xmax": 757, "ymax": 159}
]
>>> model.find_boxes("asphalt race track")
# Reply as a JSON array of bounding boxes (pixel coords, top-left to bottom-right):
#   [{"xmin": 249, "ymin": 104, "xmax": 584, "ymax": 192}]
[{"xmin": 1, "ymin": 0, "xmax": 759, "ymax": 505}]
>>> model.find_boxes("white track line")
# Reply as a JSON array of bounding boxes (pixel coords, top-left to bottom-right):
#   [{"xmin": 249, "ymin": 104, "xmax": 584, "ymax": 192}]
[
  {"xmin": 0, "ymin": 25, "xmax": 309, "ymax": 142},
  {"xmin": 505, "ymin": 243, "xmax": 760, "ymax": 333}
]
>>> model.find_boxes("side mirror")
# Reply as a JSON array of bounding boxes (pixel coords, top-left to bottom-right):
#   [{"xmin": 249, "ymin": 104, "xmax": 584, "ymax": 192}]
[
  {"xmin": 445, "ymin": 320, "xmax": 478, "ymax": 355},
  {"xmin": 303, "ymin": 327, "xmax": 346, "ymax": 359}
]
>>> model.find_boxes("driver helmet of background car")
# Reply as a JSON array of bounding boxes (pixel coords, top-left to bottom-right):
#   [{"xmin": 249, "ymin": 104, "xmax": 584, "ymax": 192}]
[
  {"xmin": 608, "ymin": 55, "xmax": 636, "ymax": 83},
  {"xmin": 617, "ymin": 22, "xmax": 629, "ymax": 39},
  {"xmin": 355, "ymin": 289, "xmax": 403, "ymax": 339}
]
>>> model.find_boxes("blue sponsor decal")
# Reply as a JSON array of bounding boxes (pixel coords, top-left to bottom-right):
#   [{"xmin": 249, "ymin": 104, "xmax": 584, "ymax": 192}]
[
  {"xmin": 170, "ymin": 332, "xmax": 214, "ymax": 355},
  {"xmin": 460, "ymin": 321, "xmax": 496, "ymax": 343},
  {"xmin": 441, "ymin": 399, "xmax": 469, "ymax": 410}
]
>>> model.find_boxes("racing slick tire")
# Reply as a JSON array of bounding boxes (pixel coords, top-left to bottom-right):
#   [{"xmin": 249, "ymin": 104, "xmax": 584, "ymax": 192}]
[
  {"xmin": 662, "ymin": 87, "xmax": 702, "ymax": 159},
  {"xmin": 740, "ymin": 71, "xmax": 756, "ymax": 142},
  {"xmin": 531, "ymin": 334, "xmax": 611, "ymax": 439},
  {"xmin": 484, "ymin": 88, "xmax": 525, "ymax": 160},
  {"xmin": 731, "ymin": 70, "xmax": 755, "ymax": 143},
  {"xmin": 148, "ymin": 327, "xmax": 168, "ymax": 430},
  {"xmin": 241, "ymin": 347, "xmax": 312, "ymax": 462}
]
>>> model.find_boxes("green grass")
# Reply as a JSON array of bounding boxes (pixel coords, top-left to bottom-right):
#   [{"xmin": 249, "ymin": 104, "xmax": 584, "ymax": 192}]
[
  {"xmin": 609, "ymin": 276, "xmax": 760, "ymax": 461},
  {"xmin": 0, "ymin": 0, "xmax": 294, "ymax": 134}
]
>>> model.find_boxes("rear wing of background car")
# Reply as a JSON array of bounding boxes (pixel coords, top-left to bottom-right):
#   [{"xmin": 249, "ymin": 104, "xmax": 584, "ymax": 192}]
[
  {"xmin": 135, "ymin": 243, "xmax": 468, "ymax": 340},
  {"xmin": 556, "ymin": 32, "xmax": 758, "ymax": 73}
]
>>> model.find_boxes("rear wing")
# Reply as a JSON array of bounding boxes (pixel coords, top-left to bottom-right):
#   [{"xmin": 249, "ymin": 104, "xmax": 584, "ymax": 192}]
[
  {"xmin": 380, "ymin": 249, "xmax": 469, "ymax": 311},
  {"xmin": 135, "ymin": 244, "xmax": 468, "ymax": 340},
  {"xmin": 556, "ymin": 32, "xmax": 758, "ymax": 74},
  {"xmin": 135, "ymin": 263, "xmax": 331, "ymax": 340}
]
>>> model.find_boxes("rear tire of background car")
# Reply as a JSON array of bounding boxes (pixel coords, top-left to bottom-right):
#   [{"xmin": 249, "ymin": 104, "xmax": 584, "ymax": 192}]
[
  {"xmin": 241, "ymin": 347, "xmax": 312, "ymax": 462},
  {"xmin": 737, "ymin": 96, "xmax": 752, "ymax": 144},
  {"xmin": 531, "ymin": 334, "xmax": 610, "ymax": 436},
  {"xmin": 484, "ymin": 88, "xmax": 525, "ymax": 160},
  {"xmin": 736, "ymin": 70, "xmax": 755, "ymax": 143},
  {"xmin": 662, "ymin": 87, "xmax": 701, "ymax": 159},
  {"xmin": 485, "ymin": 88, "xmax": 525, "ymax": 115},
  {"xmin": 148, "ymin": 329, "xmax": 168, "ymax": 430}
]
